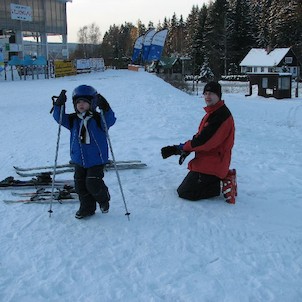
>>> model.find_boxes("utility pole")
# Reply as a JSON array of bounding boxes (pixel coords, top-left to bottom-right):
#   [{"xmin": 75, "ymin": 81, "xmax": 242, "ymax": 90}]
[
  {"xmin": 296, "ymin": 66, "xmax": 299, "ymax": 97},
  {"xmin": 224, "ymin": 15, "xmax": 228, "ymax": 76}
]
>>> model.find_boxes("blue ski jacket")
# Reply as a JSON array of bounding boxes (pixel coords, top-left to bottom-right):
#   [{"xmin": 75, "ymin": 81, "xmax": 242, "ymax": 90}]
[{"xmin": 53, "ymin": 105, "xmax": 116, "ymax": 168}]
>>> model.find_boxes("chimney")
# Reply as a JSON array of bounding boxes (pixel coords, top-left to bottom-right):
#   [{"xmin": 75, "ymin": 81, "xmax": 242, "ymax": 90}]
[{"xmin": 266, "ymin": 45, "xmax": 272, "ymax": 54}]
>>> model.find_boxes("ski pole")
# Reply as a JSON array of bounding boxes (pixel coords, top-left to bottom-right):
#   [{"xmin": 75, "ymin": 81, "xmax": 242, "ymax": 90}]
[
  {"xmin": 48, "ymin": 90, "xmax": 66, "ymax": 217},
  {"xmin": 99, "ymin": 109, "xmax": 130, "ymax": 220}
]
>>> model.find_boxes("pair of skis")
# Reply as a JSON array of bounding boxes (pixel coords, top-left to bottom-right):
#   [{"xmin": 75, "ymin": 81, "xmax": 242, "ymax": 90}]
[
  {"xmin": 4, "ymin": 186, "xmax": 77, "ymax": 204},
  {"xmin": 14, "ymin": 160, "xmax": 147, "ymax": 177},
  {"xmin": 0, "ymin": 176, "xmax": 72, "ymax": 189},
  {"xmin": 0, "ymin": 160, "xmax": 146, "ymax": 188},
  {"xmin": 2, "ymin": 159, "xmax": 146, "ymax": 203}
]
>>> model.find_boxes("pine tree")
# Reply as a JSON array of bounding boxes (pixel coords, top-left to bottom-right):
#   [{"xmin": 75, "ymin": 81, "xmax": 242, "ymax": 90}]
[
  {"xmin": 183, "ymin": 5, "xmax": 200, "ymax": 75},
  {"xmin": 101, "ymin": 24, "xmax": 121, "ymax": 65},
  {"xmin": 269, "ymin": 0, "xmax": 301, "ymax": 47},
  {"xmin": 156, "ymin": 21, "xmax": 163, "ymax": 31},
  {"xmin": 118, "ymin": 22, "xmax": 135, "ymax": 58},
  {"xmin": 256, "ymin": 0, "xmax": 272, "ymax": 47},
  {"xmin": 200, "ymin": 57, "xmax": 214, "ymax": 81},
  {"xmin": 165, "ymin": 13, "xmax": 186, "ymax": 56},
  {"xmin": 165, "ymin": 13, "xmax": 178, "ymax": 56},
  {"xmin": 136, "ymin": 20, "xmax": 146, "ymax": 36},
  {"xmin": 193, "ymin": 5, "xmax": 208, "ymax": 73},
  {"xmin": 227, "ymin": 0, "xmax": 256, "ymax": 73},
  {"xmin": 184, "ymin": 5, "xmax": 200, "ymax": 56},
  {"xmin": 148, "ymin": 21, "xmax": 154, "ymax": 29},
  {"xmin": 203, "ymin": 0, "xmax": 228, "ymax": 79},
  {"xmin": 177, "ymin": 15, "xmax": 185, "ymax": 54},
  {"xmin": 87, "ymin": 0, "xmax": 302, "ymax": 76},
  {"xmin": 161, "ymin": 17, "xmax": 171, "ymax": 57}
]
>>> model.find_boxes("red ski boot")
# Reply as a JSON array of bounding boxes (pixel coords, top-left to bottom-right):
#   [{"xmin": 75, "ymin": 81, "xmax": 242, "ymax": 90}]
[{"xmin": 222, "ymin": 169, "xmax": 237, "ymax": 204}]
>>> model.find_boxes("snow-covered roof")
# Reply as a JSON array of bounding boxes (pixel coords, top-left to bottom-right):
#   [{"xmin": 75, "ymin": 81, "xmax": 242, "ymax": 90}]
[
  {"xmin": 159, "ymin": 57, "xmax": 178, "ymax": 67},
  {"xmin": 240, "ymin": 48, "xmax": 291, "ymax": 67}
]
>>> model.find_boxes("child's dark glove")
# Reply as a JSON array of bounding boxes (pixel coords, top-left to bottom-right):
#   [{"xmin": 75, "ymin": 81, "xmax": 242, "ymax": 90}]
[
  {"xmin": 53, "ymin": 90, "xmax": 67, "ymax": 106},
  {"xmin": 50, "ymin": 90, "xmax": 67, "ymax": 113},
  {"xmin": 97, "ymin": 94, "xmax": 110, "ymax": 112},
  {"xmin": 161, "ymin": 145, "xmax": 182, "ymax": 159}
]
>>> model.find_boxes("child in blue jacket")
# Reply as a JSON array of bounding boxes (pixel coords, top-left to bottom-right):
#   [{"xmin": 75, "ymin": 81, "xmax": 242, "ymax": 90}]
[{"xmin": 53, "ymin": 85, "xmax": 116, "ymax": 219}]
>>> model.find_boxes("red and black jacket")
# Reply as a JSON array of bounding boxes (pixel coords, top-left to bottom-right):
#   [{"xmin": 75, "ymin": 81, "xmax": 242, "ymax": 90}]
[{"xmin": 183, "ymin": 100, "xmax": 235, "ymax": 179}]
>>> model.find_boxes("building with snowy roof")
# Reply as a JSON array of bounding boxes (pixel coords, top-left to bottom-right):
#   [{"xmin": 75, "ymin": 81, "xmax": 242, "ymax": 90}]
[{"xmin": 240, "ymin": 47, "xmax": 300, "ymax": 78}]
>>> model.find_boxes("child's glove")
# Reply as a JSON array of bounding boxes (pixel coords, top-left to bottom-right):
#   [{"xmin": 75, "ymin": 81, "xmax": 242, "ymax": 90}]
[
  {"xmin": 97, "ymin": 94, "xmax": 110, "ymax": 112},
  {"xmin": 50, "ymin": 90, "xmax": 67, "ymax": 113},
  {"xmin": 53, "ymin": 90, "xmax": 67, "ymax": 106}
]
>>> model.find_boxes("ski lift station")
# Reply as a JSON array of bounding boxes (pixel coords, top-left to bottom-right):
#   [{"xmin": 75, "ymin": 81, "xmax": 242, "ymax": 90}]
[{"xmin": 0, "ymin": 0, "xmax": 72, "ymax": 61}]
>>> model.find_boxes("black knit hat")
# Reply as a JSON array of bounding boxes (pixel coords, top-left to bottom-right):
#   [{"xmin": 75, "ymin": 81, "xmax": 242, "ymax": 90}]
[{"xmin": 203, "ymin": 81, "xmax": 222, "ymax": 99}]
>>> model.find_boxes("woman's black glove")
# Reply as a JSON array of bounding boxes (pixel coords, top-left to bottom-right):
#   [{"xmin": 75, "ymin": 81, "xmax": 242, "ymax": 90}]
[
  {"xmin": 161, "ymin": 145, "xmax": 182, "ymax": 159},
  {"xmin": 97, "ymin": 94, "xmax": 110, "ymax": 112}
]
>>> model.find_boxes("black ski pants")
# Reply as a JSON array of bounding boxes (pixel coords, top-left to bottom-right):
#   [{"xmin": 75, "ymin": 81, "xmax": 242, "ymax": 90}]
[
  {"xmin": 177, "ymin": 171, "xmax": 221, "ymax": 201},
  {"xmin": 74, "ymin": 164, "xmax": 110, "ymax": 214}
]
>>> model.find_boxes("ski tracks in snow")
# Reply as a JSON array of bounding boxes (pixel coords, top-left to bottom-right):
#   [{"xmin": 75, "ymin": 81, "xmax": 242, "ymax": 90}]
[{"xmin": 1, "ymin": 73, "xmax": 302, "ymax": 301}]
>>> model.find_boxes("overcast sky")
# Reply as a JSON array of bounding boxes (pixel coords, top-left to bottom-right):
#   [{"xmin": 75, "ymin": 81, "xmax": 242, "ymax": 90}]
[{"xmin": 65, "ymin": 0, "xmax": 208, "ymax": 43}]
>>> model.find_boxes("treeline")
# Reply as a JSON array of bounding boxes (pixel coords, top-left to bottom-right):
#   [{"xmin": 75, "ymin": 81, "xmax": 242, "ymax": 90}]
[{"xmin": 72, "ymin": 0, "xmax": 302, "ymax": 79}]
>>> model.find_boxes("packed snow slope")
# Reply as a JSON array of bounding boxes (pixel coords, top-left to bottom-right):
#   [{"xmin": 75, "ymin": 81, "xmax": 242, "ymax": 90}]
[{"xmin": 0, "ymin": 70, "xmax": 302, "ymax": 302}]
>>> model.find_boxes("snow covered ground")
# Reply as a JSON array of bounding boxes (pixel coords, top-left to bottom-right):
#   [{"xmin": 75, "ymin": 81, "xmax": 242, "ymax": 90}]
[{"xmin": 0, "ymin": 70, "xmax": 301, "ymax": 301}]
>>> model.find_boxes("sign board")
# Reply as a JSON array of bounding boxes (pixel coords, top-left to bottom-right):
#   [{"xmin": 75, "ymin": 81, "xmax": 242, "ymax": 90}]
[
  {"xmin": 10, "ymin": 3, "xmax": 32, "ymax": 22},
  {"xmin": 54, "ymin": 60, "xmax": 76, "ymax": 77},
  {"xmin": 90, "ymin": 58, "xmax": 105, "ymax": 71},
  {"xmin": 76, "ymin": 59, "xmax": 90, "ymax": 70},
  {"xmin": 75, "ymin": 58, "xmax": 105, "ymax": 73}
]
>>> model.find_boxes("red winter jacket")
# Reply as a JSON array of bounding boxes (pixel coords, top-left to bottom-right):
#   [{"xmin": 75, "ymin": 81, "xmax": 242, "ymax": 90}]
[{"xmin": 183, "ymin": 100, "xmax": 235, "ymax": 179}]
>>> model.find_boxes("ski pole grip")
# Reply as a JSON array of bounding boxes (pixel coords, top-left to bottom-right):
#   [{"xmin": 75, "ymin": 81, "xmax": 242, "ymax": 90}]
[
  {"xmin": 49, "ymin": 98, "xmax": 56, "ymax": 114},
  {"xmin": 58, "ymin": 89, "xmax": 67, "ymax": 98},
  {"xmin": 50, "ymin": 89, "xmax": 67, "ymax": 114}
]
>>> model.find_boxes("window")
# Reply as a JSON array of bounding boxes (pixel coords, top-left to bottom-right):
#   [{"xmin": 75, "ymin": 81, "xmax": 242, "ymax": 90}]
[
  {"xmin": 278, "ymin": 77, "xmax": 290, "ymax": 90},
  {"xmin": 285, "ymin": 57, "xmax": 293, "ymax": 64},
  {"xmin": 266, "ymin": 89, "xmax": 273, "ymax": 95},
  {"xmin": 261, "ymin": 67, "xmax": 264, "ymax": 72},
  {"xmin": 254, "ymin": 67, "xmax": 257, "ymax": 72},
  {"xmin": 262, "ymin": 78, "xmax": 268, "ymax": 88}
]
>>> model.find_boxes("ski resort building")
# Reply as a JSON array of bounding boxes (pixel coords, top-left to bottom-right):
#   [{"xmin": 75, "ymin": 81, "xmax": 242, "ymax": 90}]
[{"xmin": 0, "ymin": 0, "xmax": 72, "ymax": 61}]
